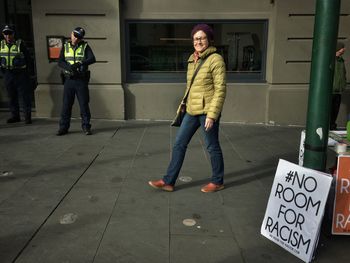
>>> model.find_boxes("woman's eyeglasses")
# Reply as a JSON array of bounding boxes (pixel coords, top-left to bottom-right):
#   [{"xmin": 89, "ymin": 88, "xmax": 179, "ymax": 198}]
[{"xmin": 193, "ymin": 37, "xmax": 207, "ymax": 43}]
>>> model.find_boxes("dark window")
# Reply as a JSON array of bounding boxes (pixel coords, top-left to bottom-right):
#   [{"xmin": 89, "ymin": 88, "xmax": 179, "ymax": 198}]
[{"xmin": 125, "ymin": 20, "xmax": 268, "ymax": 83}]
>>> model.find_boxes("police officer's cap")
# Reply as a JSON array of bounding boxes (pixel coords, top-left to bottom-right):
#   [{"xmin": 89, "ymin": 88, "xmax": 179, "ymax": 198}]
[
  {"xmin": 73, "ymin": 27, "xmax": 85, "ymax": 39},
  {"xmin": 2, "ymin": 25, "xmax": 15, "ymax": 34}
]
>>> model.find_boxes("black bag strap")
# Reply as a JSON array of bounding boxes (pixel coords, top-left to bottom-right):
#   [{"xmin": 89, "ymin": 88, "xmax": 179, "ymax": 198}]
[{"xmin": 183, "ymin": 53, "xmax": 214, "ymax": 103}]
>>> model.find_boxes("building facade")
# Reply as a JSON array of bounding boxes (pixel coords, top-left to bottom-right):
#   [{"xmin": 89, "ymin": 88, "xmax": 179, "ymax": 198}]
[{"xmin": 1, "ymin": 0, "xmax": 350, "ymax": 125}]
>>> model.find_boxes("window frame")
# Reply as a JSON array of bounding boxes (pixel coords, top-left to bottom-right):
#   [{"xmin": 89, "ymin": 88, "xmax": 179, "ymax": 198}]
[{"xmin": 125, "ymin": 19, "xmax": 268, "ymax": 83}]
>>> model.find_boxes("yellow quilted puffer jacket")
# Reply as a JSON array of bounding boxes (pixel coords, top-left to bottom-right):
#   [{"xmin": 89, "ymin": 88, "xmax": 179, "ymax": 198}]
[{"xmin": 180, "ymin": 46, "xmax": 226, "ymax": 121}]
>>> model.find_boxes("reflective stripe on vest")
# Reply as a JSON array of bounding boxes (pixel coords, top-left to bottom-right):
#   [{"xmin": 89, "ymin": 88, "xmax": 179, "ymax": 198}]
[
  {"xmin": 64, "ymin": 42, "xmax": 87, "ymax": 65},
  {"xmin": 0, "ymin": 39, "xmax": 26, "ymax": 70}
]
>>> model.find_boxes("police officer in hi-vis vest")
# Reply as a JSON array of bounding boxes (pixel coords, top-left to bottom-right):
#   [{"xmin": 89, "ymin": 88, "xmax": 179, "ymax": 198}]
[
  {"xmin": 57, "ymin": 27, "xmax": 96, "ymax": 136},
  {"xmin": 0, "ymin": 25, "xmax": 33, "ymax": 124}
]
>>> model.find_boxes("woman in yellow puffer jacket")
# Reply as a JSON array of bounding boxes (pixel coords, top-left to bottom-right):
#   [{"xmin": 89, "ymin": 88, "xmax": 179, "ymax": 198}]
[{"xmin": 149, "ymin": 24, "xmax": 226, "ymax": 193}]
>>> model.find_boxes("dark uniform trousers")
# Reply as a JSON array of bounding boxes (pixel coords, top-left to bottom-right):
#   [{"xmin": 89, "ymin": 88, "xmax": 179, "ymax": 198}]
[
  {"xmin": 59, "ymin": 77, "xmax": 91, "ymax": 131},
  {"xmin": 4, "ymin": 70, "xmax": 32, "ymax": 119}
]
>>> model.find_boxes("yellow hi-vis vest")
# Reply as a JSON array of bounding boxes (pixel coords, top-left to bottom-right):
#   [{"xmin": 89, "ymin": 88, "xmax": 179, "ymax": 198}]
[
  {"xmin": 64, "ymin": 41, "xmax": 87, "ymax": 65},
  {"xmin": 0, "ymin": 39, "xmax": 26, "ymax": 70}
]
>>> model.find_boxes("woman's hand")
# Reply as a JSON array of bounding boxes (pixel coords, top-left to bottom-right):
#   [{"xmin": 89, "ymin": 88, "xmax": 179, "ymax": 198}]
[{"xmin": 205, "ymin": 117, "xmax": 215, "ymax": 131}]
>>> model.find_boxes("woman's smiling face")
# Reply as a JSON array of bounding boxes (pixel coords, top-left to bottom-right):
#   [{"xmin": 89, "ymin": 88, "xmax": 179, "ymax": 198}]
[{"xmin": 193, "ymin": 30, "xmax": 209, "ymax": 53}]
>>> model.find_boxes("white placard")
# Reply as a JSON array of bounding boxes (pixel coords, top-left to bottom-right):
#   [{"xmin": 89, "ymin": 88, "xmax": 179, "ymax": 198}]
[{"xmin": 261, "ymin": 159, "xmax": 332, "ymax": 263}]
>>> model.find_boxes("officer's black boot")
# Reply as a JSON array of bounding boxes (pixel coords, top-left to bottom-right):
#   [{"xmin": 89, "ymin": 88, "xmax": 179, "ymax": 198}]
[
  {"xmin": 83, "ymin": 127, "xmax": 92, "ymax": 135},
  {"xmin": 56, "ymin": 129, "xmax": 68, "ymax": 136},
  {"xmin": 7, "ymin": 116, "xmax": 21, "ymax": 124},
  {"xmin": 25, "ymin": 112, "xmax": 32, "ymax": 124}
]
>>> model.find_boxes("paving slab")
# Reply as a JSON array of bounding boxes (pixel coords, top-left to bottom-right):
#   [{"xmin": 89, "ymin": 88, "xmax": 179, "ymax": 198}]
[{"xmin": 170, "ymin": 235, "xmax": 244, "ymax": 263}]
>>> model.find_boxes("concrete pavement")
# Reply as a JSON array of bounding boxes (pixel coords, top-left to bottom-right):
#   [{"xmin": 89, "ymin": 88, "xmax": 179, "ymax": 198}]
[{"xmin": 0, "ymin": 114, "xmax": 349, "ymax": 263}]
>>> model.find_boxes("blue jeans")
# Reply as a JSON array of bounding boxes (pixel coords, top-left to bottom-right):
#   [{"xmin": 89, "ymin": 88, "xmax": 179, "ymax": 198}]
[{"xmin": 163, "ymin": 113, "xmax": 224, "ymax": 186}]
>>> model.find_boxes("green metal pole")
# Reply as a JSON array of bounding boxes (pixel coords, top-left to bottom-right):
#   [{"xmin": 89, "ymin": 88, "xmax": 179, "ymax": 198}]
[{"xmin": 304, "ymin": 0, "xmax": 341, "ymax": 171}]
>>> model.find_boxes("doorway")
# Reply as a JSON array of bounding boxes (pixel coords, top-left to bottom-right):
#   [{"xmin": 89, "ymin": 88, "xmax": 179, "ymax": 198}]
[{"xmin": 0, "ymin": 0, "xmax": 36, "ymax": 109}]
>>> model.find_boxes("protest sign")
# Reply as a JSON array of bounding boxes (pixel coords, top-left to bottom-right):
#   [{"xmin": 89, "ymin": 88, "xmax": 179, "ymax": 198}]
[
  {"xmin": 332, "ymin": 155, "xmax": 350, "ymax": 235},
  {"xmin": 261, "ymin": 159, "xmax": 332, "ymax": 263}
]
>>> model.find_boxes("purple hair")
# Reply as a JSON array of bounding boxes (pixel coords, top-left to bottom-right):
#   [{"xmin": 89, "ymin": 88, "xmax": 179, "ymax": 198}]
[{"xmin": 191, "ymin": 24, "xmax": 214, "ymax": 41}]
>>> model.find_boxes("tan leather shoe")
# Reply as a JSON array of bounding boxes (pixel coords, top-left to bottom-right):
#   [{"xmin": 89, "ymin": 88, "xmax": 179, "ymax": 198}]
[
  {"xmin": 201, "ymin": 183, "xmax": 224, "ymax": 193},
  {"xmin": 148, "ymin": 179, "xmax": 174, "ymax": 192}
]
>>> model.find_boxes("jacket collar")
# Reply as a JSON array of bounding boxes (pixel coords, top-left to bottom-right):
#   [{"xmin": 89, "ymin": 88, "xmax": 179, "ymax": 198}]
[
  {"xmin": 69, "ymin": 40, "xmax": 86, "ymax": 48},
  {"xmin": 336, "ymin": 56, "xmax": 344, "ymax": 62},
  {"xmin": 188, "ymin": 46, "xmax": 217, "ymax": 63}
]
